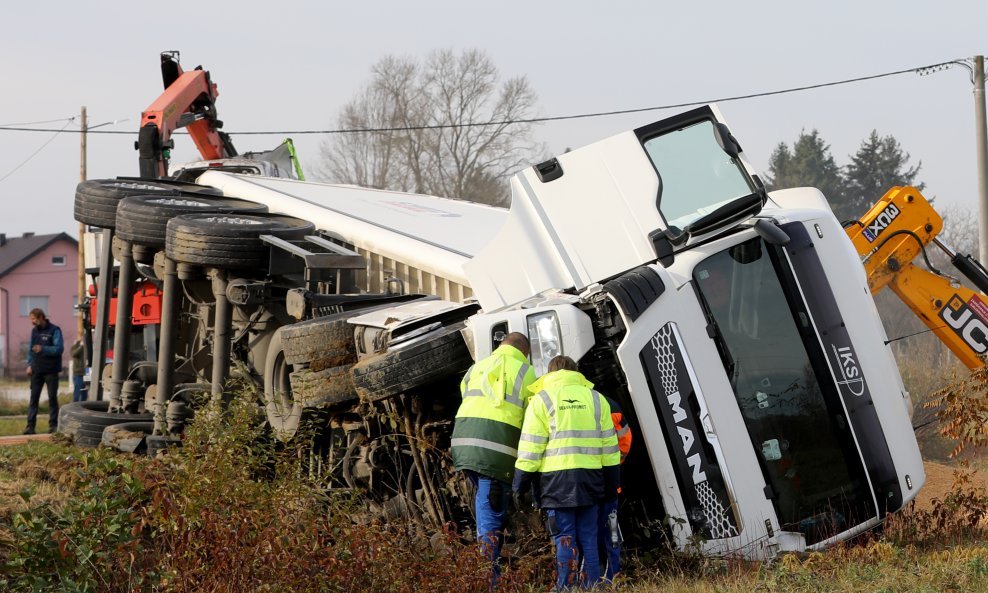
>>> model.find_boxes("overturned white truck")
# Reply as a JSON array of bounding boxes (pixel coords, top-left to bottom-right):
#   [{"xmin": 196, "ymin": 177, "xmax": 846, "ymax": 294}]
[{"xmin": 66, "ymin": 105, "xmax": 923, "ymax": 560}]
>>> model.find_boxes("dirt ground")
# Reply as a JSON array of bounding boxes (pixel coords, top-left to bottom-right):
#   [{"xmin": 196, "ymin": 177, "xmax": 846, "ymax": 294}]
[{"xmin": 914, "ymin": 460, "xmax": 988, "ymax": 511}]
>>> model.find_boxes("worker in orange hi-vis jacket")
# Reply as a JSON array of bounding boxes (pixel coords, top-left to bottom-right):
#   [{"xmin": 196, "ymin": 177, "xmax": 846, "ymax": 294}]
[{"xmin": 598, "ymin": 394, "xmax": 632, "ymax": 582}]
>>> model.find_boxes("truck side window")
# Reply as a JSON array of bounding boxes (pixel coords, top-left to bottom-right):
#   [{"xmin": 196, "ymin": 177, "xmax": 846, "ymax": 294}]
[{"xmin": 491, "ymin": 322, "xmax": 508, "ymax": 351}]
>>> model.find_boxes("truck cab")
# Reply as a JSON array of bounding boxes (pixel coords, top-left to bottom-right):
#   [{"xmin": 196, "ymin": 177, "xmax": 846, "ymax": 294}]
[{"xmin": 459, "ymin": 105, "xmax": 923, "ymax": 558}]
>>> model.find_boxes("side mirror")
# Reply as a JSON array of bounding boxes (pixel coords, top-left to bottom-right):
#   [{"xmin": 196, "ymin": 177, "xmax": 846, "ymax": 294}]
[
  {"xmin": 754, "ymin": 218, "xmax": 790, "ymax": 246},
  {"xmin": 714, "ymin": 123, "xmax": 741, "ymax": 160}
]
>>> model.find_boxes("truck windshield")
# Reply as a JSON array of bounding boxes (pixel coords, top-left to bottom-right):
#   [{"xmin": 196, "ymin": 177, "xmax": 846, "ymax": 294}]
[
  {"xmin": 693, "ymin": 237, "xmax": 876, "ymax": 544},
  {"xmin": 642, "ymin": 119, "xmax": 754, "ymax": 230}
]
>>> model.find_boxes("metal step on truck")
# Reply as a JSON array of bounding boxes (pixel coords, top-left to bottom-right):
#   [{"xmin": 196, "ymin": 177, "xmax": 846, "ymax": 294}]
[{"xmin": 65, "ymin": 103, "xmax": 923, "ymax": 561}]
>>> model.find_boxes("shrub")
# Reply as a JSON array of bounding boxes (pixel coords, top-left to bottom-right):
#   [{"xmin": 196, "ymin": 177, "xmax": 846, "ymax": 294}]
[
  {"xmin": 2, "ymin": 450, "xmax": 155, "ymax": 592},
  {"xmin": 0, "ymin": 389, "xmax": 549, "ymax": 592},
  {"xmin": 885, "ymin": 465, "xmax": 988, "ymax": 548}
]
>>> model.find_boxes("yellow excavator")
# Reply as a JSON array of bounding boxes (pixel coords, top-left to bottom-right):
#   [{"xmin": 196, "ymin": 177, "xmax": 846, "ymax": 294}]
[{"xmin": 846, "ymin": 187, "xmax": 988, "ymax": 369}]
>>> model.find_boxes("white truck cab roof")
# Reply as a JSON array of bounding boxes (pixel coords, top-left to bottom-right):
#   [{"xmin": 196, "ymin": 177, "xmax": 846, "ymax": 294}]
[{"xmin": 466, "ymin": 104, "xmax": 765, "ymax": 311}]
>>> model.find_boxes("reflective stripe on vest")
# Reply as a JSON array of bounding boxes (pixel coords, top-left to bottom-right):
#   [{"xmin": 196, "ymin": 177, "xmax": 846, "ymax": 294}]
[
  {"xmin": 537, "ymin": 390, "xmax": 555, "ymax": 434},
  {"xmin": 451, "ymin": 437, "xmax": 518, "ymax": 458},
  {"xmin": 461, "ymin": 363, "xmax": 532, "ymax": 409},
  {"xmin": 519, "ymin": 386, "xmax": 617, "ymax": 472},
  {"xmin": 519, "ymin": 432, "xmax": 548, "ymax": 444},
  {"xmin": 591, "ymin": 390, "xmax": 602, "ymax": 433}
]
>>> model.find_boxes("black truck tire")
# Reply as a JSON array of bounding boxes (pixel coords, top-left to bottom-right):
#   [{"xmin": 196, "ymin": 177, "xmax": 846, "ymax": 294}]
[
  {"xmin": 57, "ymin": 402, "xmax": 85, "ymax": 438},
  {"xmin": 73, "ymin": 434, "xmax": 103, "ymax": 448},
  {"xmin": 289, "ymin": 365, "xmax": 358, "ymax": 408},
  {"xmin": 102, "ymin": 421, "xmax": 155, "ymax": 453},
  {"xmin": 350, "ymin": 325, "xmax": 472, "ymax": 402},
  {"xmin": 74, "ymin": 178, "xmax": 222, "ymax": 229},
  {"xmin": 264, "ymin": 328, "xmax": 301, "ymax": 439},
  {"xmin": 166, "ymin": 213, "xmax": 314, "ymax": 269},
  {"xmin": 279, "ymin": 302, "xmax": 413, "ymax": 367},
  {"xmin": 281, "ymin": 311, "xmax": 358, "ymax": 367},
  {"xmin": 58, "ymin": 401, "xmax": 153, "ymax": 445},
  {"xmin": 116, "ymin": 195, "xmax": 267, "ymax": 248},
  {"xmin": 147, "ymin": 435, "xmax": 182, "ymax": 458}
]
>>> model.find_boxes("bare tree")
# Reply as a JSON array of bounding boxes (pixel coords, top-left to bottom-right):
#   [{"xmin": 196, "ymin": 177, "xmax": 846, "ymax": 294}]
[
  {"xmin": 319, "ymin": 57, "xmax": 420, "ymax": 191},
  {"xmin": 318, "ymin": 49, "xmax": 544, "ymax": 206}
]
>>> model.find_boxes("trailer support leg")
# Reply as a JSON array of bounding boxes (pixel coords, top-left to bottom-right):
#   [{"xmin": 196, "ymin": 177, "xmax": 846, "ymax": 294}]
[
  {"xmin": 109, "ymin": 241, "xmax": 137, "ymax": 411},
  {"xmin": 92, "ymin": 228, "xmax": 114, "ymax": 401},
  {"xmin": 209, "ymin": 268, "xmax": 232, "ymax": 404},
  {"xmin": 154, "ymin": 257, "xmax": 179, "ymax": 434}
]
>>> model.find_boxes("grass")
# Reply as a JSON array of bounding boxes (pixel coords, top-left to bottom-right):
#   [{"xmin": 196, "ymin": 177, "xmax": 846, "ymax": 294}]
[
  {"xmin": 0, "ymin": 384, "xmax": 71, "ymax": 414},
  {"xmin": 2, "ymin": 432, "xmax": 988, "ymax": 592},
  {"xmin": 0, "ymin": 416, "xmax": 50, "ymax": 436},
  {"xmin": 615, "ymin": 542, "xmax": 988, "ymax": 592},
  {"xmin": 2, "ymin": 362, "xmax": 988, "ymax": 591},
  {"xmin": 0, "ymin": 385, "xmax": 74, "ymax": 436}
]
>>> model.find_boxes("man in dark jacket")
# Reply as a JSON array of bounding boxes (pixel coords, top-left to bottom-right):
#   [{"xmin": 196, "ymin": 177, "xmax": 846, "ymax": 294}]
[
  {"xmin": 513, "ymin": 355, "xmax": 620, "ymax": 590},
  {"xmin": 24, "ymin": 308, "xmax": 63, "ymax": 434}
]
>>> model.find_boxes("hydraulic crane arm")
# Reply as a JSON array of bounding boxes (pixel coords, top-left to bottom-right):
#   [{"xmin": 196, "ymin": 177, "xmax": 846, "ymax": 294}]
[
  {"xmin": 846, "ymin": 186, "xmax": 988, "ymax": 369},
  {"xmin": 137, "ymin": 51, "xmax": 237, "ymax": 178}
]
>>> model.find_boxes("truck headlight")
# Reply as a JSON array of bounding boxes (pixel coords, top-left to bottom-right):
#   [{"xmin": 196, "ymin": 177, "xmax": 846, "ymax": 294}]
[{"xmin": 527, "ymin": 311, "xmax": 561, "ymax": 376}]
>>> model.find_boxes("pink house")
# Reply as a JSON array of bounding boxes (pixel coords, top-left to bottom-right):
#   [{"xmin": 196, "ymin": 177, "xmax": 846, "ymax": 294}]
[{"xmin": 0, "ymin": 232, "xmax": 79, "ymax": 378}]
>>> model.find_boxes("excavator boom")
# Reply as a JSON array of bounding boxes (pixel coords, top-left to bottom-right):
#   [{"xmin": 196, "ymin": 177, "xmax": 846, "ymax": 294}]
[{"xmin": 847, "ymin": 186, "xmax": 988, "ymax": 368}]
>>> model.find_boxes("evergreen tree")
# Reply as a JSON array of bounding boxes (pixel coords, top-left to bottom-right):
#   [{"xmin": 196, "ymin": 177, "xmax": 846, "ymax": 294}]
[
  {"xmin": 765, "ymin": 130, "xmax": 845, "ymax": 210},
  {"xmin": 842, "ymin": 130, "xmax": 923, "ymax": 221}
]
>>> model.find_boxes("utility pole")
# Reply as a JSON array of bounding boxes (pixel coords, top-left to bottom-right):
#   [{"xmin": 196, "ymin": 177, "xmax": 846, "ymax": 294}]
[
  {"xmin": 78, "ymin": 108, "xmax": 87, "ymax": 352},
  {"xmin": 974, "ymin": 57, "xmax": 988, "ymax": 263}
]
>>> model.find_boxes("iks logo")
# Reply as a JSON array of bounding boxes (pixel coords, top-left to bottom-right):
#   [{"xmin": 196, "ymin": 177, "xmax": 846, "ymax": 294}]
[
  {"xmin": 940, "ymin": 295, "xmax": 988, "ymax": 355},
  {"xmin": 831, "ymin": 344, "xmax": 866, "ymax": 397},
  {"xmin": 861, "ymin": 203, "xmax": 901, "ymax": 243}
]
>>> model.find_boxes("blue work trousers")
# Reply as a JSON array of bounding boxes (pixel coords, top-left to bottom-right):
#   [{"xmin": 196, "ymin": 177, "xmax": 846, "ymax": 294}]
[
  {"xmin": 547, "ymin": 505, "xmax": 601, "ymax": 590},
  {"xmin": 27, "ymin": 372, "xmax": 59, "ymax": 432},
  {"xmin": 466, "ymin": 471, "xmax": 510, "ymax": 582},
  {"xmin": 72, "ymin": 374, "xmax": 88, "ymax": 402},
  {"xmin": 597, "ymin": 499, "xmax": 621, "ymax": 581}
]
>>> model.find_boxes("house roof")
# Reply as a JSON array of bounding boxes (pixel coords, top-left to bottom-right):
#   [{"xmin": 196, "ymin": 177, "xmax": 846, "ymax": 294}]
[{"xmin": 0, "ymin": 232, "xmax": 77, "ymax": 279}]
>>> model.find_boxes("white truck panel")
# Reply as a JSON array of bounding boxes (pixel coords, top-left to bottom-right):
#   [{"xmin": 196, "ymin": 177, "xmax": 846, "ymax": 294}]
[
  {"xmin": 614, "ymin": 260, "xmax": 781, "ymax": 559},
  {"xmin": 465, "ymin": 131, "xmax": 663, "ymax": 310},
  {"xmin": 196, "ymin": 171, "xmax": 508, "ymax": 300},
  {"xmin": 792, "ymin": 209, "xmax": 925, "ymax": 504}
]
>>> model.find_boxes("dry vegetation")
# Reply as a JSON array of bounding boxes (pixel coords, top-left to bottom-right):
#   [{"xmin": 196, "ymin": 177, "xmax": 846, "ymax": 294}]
[
  {"xmin": 3, "ymin": 259, "xmax": 988, "ymax": 591},
  {"xmin": 2, "ymin": 388, "xmax": 988, "ymax": 592}
]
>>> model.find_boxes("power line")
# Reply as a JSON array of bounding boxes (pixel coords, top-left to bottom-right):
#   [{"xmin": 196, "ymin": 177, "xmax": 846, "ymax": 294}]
[
  {"xmin": 0, "ymin": 119, "xmax": 75, "ymax": 184},
  {"xmin": 0, "ymin": 116, "xmax": 75, "ymax": 127},
  {"xmin": 0, "ymin": 58, "xmax": 967, "ymax": 137}
]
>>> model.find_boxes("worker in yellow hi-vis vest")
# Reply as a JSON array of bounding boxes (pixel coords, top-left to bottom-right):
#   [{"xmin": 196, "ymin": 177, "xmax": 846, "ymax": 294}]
[
  {"xmin": 451, "ymin": 332, "xmax": 536, "ymax": 585},
  {"xmin": 512, "ymin": 355, "xmax": 620, "ymax": 589}
]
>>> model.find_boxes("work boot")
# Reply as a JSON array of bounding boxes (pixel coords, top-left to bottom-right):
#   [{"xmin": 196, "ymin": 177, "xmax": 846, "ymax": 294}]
[{"xmin": 22, "ymin": 427, "xmax": 35, "ymax": 435}]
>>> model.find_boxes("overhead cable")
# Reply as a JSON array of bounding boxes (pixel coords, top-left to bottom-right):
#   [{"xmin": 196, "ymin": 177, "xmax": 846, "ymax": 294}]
[
  {"xmin": 0, "ymin": 118, "xmax": 75, "ymax": 183},
  {"xmin": 0, "ymin": 58, "xmax": 968, "ymax": 137}
]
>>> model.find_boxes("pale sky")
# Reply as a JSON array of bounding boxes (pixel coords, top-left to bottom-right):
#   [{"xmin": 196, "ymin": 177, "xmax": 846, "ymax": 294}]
[{"xmin": 2, "ymin": 1, "xmax": 985, "ymax": 239}]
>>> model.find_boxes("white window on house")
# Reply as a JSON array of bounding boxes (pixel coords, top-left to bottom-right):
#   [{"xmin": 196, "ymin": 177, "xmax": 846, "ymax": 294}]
[
  {"xmin": 73, "ymin": 294, "xmax": 79, "ymax": 316},
  {"xmin": 19, "ymin": 296, "xmax": 49, "ymax": 317},
  {"xmin": 52, "ymin": 255, "xmax": 66, "ymax": 266}
]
